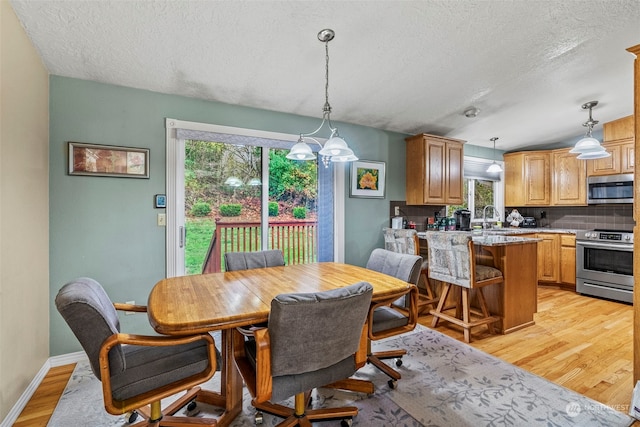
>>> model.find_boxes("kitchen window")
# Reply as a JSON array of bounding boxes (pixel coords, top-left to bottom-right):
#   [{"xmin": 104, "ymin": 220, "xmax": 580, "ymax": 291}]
[{"xmin": 449, "ymin": 157, "xmax": 504, "ymax": 222}]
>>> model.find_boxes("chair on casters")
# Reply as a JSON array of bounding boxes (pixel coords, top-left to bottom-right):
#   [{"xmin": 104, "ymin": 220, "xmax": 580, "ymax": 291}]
[
  {"xmin": 55, "ymin": 277, "xmax": 219, "ymax": 427},
  {"xmin": 383, "ymin": 228, "xmax": 439, "ymax": 314},
  {"xmin": 233, "ymin": 281, "xmax": 373, "ymax": 427},
  {"xmin": 364, "ymin": 248, "xmax": 421, "ymax": 389},
  {"xmin": 224, "ymin": 249, "xmax": 285, "ymax": 271},
  {"xmin": 425, "ymin": 232, "xmax": 502, "ymax": 343}
]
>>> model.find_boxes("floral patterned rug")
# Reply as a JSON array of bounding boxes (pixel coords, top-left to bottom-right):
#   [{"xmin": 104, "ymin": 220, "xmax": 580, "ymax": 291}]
[{"xmin": 48, "ymin": 326, "xmax": 633, "ymax": 426}]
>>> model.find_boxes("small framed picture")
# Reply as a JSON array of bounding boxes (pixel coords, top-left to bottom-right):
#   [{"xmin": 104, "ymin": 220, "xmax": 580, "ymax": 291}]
[
  {"xmin": 350, "ymin": 160, "xmax": 386, "ymax": 198},
  {"xmin": 154, "ymin": 194, "xmax": 167, "ymax": 208},
  {"xmin": 68, "ymin": 142, "xmax": 149, "ymax": 178}
]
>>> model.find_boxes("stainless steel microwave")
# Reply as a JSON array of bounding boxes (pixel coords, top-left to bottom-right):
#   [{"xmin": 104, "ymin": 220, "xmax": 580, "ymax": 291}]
[{"xmin": 587, "ymin": 173, "xmax": 634, "ymax": 204}]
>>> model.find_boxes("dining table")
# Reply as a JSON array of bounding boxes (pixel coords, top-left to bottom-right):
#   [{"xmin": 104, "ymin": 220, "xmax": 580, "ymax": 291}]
[{"xmin": 147, "ymin": 261, "xmax": 415, "ymax": 427}]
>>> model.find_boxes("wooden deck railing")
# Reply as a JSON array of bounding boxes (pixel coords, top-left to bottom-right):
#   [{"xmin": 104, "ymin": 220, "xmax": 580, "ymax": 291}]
[{"xmin": 202, "ymin": 218, "xmax": 318, "ymax": 273}]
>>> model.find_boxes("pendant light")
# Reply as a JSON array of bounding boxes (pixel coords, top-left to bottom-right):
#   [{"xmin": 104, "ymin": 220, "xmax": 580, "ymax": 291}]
[
  {"xmin": 286, "ymin": 29, "xmax": 357, "ymax": 167},
  {"xmin": 569, "ymin": 101, "xmax": 610, "ymax": 159},
  {"xmin": 486, "ymin": 137, "xmax": 503, "ymax": 173}
]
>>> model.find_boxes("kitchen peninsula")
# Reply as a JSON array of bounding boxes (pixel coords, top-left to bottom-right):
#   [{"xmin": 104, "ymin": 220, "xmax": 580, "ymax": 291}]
[{"xmin": 419, "ymin": 232, "xmax": 540, "ymax": 334}]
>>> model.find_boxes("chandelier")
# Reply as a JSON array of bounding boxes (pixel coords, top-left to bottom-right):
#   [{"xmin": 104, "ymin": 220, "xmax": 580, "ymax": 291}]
[
  {"xmin": 569, "ymin": 101, "xmax": 610, "ymax": 159},
  {"xmin": 286, "ymin": 29, "xmax": 357, "ymax": 167}
]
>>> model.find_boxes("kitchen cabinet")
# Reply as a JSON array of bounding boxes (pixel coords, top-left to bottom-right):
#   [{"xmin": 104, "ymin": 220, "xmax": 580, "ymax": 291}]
[
  {"xmin": 551, "ymin": 148, "xmax": 587, "ymax": 206},
  {"xmin": 405, "ymin": 133, "xmax": 464, "ymax": 205},
  {"xmin": 537, "ymin": 233, "xmax": 559, "ymax": 282},
  {"xmin": 559, "ymin": 234, "xmax": 576, "ymax": 288},
  {"xmin": 587, "ymin": 116, "xmax": 634, "ymax": 176},
  {"xmin": 535, "ymin": 233, "xmax": 576, "ymax": 290},
  {"xmin": 504, "ymin": 151, "xmax": 550, "ymax": 206}
]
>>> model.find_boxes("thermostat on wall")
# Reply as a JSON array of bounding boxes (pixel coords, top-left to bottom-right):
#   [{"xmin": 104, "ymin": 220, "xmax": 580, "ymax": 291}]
[{"xmin": 154, "ymin": 194, "xmax": 166, "ymax": 208}]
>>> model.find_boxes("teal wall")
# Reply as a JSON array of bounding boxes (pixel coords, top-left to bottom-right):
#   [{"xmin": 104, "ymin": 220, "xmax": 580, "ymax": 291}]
[{"xmin": 49, "ymin": 76, "xmax": 410, "ymax": 356}]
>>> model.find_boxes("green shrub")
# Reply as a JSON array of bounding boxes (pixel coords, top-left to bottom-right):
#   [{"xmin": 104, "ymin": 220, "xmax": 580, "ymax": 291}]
[
  {"xmin": 219, "ymin": 203, "xmax": 242, "ymax": 217},
  {"xmin": 293, "ymin": 206, "xmax": 306, "ymax": 219},
  {"xmin": 190, "ymin": 201, "xmax": 211, "ymax": 217},
  {"xmin": 268, "ymin": 201, "xmax": 279, "ymax": 217}
]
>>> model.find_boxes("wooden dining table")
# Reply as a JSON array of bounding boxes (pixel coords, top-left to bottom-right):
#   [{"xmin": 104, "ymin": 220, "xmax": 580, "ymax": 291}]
[{"xmin": 147, "ymin": 262, "xmax": 414, "ymax": 427}]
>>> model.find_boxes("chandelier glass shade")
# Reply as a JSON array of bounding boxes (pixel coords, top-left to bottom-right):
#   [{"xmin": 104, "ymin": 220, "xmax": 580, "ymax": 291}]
[
  {"xmin": 486, "ymin": 137, "xmax": 503, "ymax": 173},
  {"xmin": 286, "ymin": 29, "xmax": 357, "ymax": 167},
  {"xmin": 570, "ymin": 101, "xmax": 610, "ymax": 159}
]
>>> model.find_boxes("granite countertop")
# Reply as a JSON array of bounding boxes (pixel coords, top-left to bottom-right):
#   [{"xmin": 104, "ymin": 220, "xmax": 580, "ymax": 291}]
[
  {"xmin": 471, "ymin": 234, "xmax": 542, "ymax": 246},
  {"xmin": 481, "ymin": 227, "xmax": 578, "ymax": 235},
  {"xmin": 417, "ymin": 230, "xmax": 542, "ymax": 246}
]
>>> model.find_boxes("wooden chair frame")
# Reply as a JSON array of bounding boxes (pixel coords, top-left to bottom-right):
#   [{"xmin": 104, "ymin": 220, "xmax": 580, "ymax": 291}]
[{"xmin": 99, "ymin": 303, "xmax": 218, "ymax": 426}]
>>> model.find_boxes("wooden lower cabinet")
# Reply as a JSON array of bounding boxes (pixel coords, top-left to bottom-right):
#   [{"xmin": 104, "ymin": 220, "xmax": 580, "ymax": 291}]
[
  {"xmin": 537, "ymin": 234, "xmax": 560, "ymax": 282},
  {"xmin": 537, "ymin": 233, "xmax": 576, "ymax": 290}
]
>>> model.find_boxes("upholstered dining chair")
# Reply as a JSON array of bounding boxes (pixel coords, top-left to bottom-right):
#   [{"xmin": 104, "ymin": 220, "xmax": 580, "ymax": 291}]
[
  {"xmin": 224, "ymin": 249, "xmax": 285, "ymax": 271},
  {"xmin": 425, "ymin": 232, "xmax": 502, "ymax": 343},
  {"xmin": 364, "ymin": 248, "xmax": 420, "ymax": 388},
  {"xmin": 383, "ymin": 227, "xmax": 439, "ymax": 314},
  {"xmin": 55, "ymin": 277, "xmax": 219, "ymax": 426},
  {"xmin": 233, "ymin": 281, "xmax": 373, "ymax": 427}
]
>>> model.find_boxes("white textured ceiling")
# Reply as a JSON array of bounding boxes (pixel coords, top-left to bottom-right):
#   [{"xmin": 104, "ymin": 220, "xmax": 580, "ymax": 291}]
[{"xmin": 9, "ymin": 0, "xmax": 640, "ymax": 151}]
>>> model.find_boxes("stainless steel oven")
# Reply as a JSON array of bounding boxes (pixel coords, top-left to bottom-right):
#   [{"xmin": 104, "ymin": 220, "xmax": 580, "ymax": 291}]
[{"xmin": 576, "ymin": 229, "xmax": 633, "ymax": 303}]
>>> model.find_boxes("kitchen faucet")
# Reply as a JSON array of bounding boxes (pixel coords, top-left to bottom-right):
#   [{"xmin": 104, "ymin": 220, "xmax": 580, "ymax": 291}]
[{"xmin": 483, "ymin": 205, "xmax": 500, "ymax": 229}]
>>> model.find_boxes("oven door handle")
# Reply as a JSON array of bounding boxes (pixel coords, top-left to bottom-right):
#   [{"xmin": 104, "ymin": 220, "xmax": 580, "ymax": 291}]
[{"xmin": 577, "ymin": 241, "xmax": 633, "ymax": 251}]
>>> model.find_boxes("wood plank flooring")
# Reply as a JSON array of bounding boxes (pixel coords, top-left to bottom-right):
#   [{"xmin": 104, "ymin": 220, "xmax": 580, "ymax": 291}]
[{"xmin": 14, "ymin": 286, "xmax": 637, "ymax": 425}]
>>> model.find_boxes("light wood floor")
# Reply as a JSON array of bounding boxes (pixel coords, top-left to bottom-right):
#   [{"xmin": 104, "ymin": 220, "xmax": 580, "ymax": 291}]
[{"xmin": 14, "ymin": 286, "xmax": 636, "ymax": 426}]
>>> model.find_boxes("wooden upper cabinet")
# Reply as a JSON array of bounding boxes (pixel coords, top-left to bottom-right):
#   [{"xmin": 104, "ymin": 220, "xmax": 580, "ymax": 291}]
[
  {"xmin": 405, "ymin": 134, "xmax": 464, "ymax": 205},
  {"xmin": 587, "ymin": 116, "xmax": 634, "ymax": 176},
  {"xmin": 504, "ymin": 151, "xmax": 550, "ymax": 206},
  {"xmin": 551, "ymin": 148, "xmax": 587, "ymax": 206}
]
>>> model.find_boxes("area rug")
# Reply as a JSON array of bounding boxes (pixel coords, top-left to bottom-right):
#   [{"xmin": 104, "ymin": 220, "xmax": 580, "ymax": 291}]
[{"xmin": 48, "ymin": 326, "xmax": 634, "ymax": 426}]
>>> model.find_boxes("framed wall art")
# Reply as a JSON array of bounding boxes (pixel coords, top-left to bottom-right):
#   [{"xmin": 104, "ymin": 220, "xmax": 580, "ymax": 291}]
[
  {"xmin": 68, "ymin": 142, "xmax": 150, "ymax": 178},
  {"xmin": 350, "ymin": 160, "xmax": 386, "ymax": 198}
]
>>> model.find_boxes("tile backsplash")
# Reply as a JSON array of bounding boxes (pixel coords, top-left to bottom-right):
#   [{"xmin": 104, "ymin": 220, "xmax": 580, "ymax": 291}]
[
  {"xmin": 514, "ymin": 205, "xmax": 634, "ymax": 231},
  {"xmin": 390, "ymin": 201, "xmax": 635, "ymax": 232}
]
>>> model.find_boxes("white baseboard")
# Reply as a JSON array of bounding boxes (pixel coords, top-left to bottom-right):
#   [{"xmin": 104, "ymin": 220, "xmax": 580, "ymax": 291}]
[{"xmin": 0, "ymin": 352, "xmax": 87, "ymax": 427}]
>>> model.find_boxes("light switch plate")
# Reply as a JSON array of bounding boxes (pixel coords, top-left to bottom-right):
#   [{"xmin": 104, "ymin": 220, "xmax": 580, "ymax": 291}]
[{"xmin": 157, "ymin": 213, "xmax": 166, "ymax": 226}]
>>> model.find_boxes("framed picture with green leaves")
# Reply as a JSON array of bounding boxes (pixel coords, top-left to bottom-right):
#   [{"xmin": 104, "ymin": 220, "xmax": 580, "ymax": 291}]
[{"xmin": 350, "ymin": 160, "xmax": 385, "ymax": 198}]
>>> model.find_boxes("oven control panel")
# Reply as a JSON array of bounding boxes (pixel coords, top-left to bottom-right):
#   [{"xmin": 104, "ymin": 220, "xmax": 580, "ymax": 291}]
[{"xmin": 578, "ymin": 230, "xmax": 633, "ymax": 242}]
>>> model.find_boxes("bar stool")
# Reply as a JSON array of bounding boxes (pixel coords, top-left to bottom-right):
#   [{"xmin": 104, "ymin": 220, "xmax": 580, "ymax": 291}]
[
  {"xmin": 383, "ymin": 228, "xmax": 439, "ymax": 314},
  {"xmin": 425, "ymin": 232, "xmax": 502, "ymax": 343}
]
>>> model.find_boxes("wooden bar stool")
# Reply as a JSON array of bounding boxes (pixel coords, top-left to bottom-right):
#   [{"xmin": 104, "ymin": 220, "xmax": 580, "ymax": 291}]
[
  {"xmin": 425, "ymin": 232, "xmax": 502, "ymax": 343},
  {"xmin": 383, "ymin": 228, "xmax": 439, "ymax": 314}
]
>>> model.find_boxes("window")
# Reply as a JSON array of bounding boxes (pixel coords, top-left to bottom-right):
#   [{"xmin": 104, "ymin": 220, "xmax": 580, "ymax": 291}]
[{"xmin": 449, "ymin": 157, "xmax": 504, "ymax": 223}]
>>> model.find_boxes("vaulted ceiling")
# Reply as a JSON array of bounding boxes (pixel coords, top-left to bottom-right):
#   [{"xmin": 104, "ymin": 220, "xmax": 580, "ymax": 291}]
[{"xmin": 10, "ymin": 0, "xmax": 640, "ymax": 151}]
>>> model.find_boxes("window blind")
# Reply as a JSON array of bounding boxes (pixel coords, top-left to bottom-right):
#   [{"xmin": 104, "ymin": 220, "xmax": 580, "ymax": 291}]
[{"xmin": 463, "ymin": 157, "xmax": 501, "ymax": 182}]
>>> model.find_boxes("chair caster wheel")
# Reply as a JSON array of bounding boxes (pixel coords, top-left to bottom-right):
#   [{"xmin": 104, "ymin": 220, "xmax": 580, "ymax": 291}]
[
  {"xmin": 186, "ymin": 400, "xmax": 200, "ymax": 416},
  {"xmin": 395, "ymin": 358, "xmax": 403, "ymax": 367},
  {"xmin": 388, "ymin": 379, "xmax": 398, "ymax": 389},
  {"xmin": 340, "ymin": 418, "xmax": 353, "ymax": 427},
  {"xmin": 255, "ymin": 411, "xmax": 264, "ymax": 425},
  {"xmin": 126, "ymin": 411, "xmax": 138, "ymax": 424}
]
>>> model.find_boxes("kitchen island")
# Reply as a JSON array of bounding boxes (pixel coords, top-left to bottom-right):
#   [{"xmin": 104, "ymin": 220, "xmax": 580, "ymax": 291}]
[{"xmin": 419, "ymin": 232, "xmax": 540, "ymax": 334}]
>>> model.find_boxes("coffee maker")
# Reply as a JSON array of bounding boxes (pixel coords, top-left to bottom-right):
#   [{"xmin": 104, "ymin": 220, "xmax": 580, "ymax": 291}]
[{"xmin": 454, "ymin": 209, "xmax": 471, "ymax": 231}]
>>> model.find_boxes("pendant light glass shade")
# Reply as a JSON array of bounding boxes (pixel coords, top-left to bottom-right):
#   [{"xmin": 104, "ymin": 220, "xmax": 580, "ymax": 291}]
[
  {"xmin": 571, "ymin": 101, "xmax": 610, "ymax": 158},
  {"xmin": 224, "ymin": 176, "xmax": 243, "ymax": 187},
  {"xmin": 286, "ymin": 140, "xmax": 316, "ymax": 160},
  {"xmin": 486, "ymin": 137, "xmax": 503, "ymax": 173},
  {"xmin": 287, "ymin": 29, "xmax": 357, "ymax": 167},
  {"xmin": 576, "ymin": 149, "xmax": 612, "ymax": 160}
]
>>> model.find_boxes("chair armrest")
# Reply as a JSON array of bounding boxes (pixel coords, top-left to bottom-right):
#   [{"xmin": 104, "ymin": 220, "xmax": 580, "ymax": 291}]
[
  {"xmin": 98, "ymin": 332, "xmax": 217, "ymax": 414},
  {"xmin": 367, "ymin": 285, "xmax": 419, "ymax": 341},
  {"xmin": 252, "ymin": 328, "xmax": 273, "ymax": 403},
  {"xmin": 113, "ymin": 302, "xmax": 147, "ymax": 313}
]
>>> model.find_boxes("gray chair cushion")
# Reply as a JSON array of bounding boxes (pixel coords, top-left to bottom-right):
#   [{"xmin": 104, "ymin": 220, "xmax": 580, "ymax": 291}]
[
  {"xmin": 224, "ymin": 250, "xmax": 285, "ymax": 271},
  {"xmin": 266, "ymin": 281, "xmax": 373, "ymax": 402},
  {"xmin": 55, "ymin": 277, "xmax": 124, "ymax": 379},
  {"xmin": 365, "ymin": 248, "xmax": 421, "ymax": 287},
  {"xmin": 426, "ymin": 232, "xmax": 473, "ymax": 288},
  {"xmin": 56, "ymin": 278, "xmax": 216, "ymax": 403}
]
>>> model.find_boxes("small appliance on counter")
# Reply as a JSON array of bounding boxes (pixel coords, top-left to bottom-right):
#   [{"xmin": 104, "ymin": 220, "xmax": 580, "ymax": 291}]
[
  {"xmin": 454, "ymin": 209, "xmax": 471, "ymax": 231},
  {"xmin": 520, "ymin": 217, "xmax": 537, "ymax": 228},
  {"xmin": 391, "ymin": 216, "xmax": 403, "ymax": 229}
]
